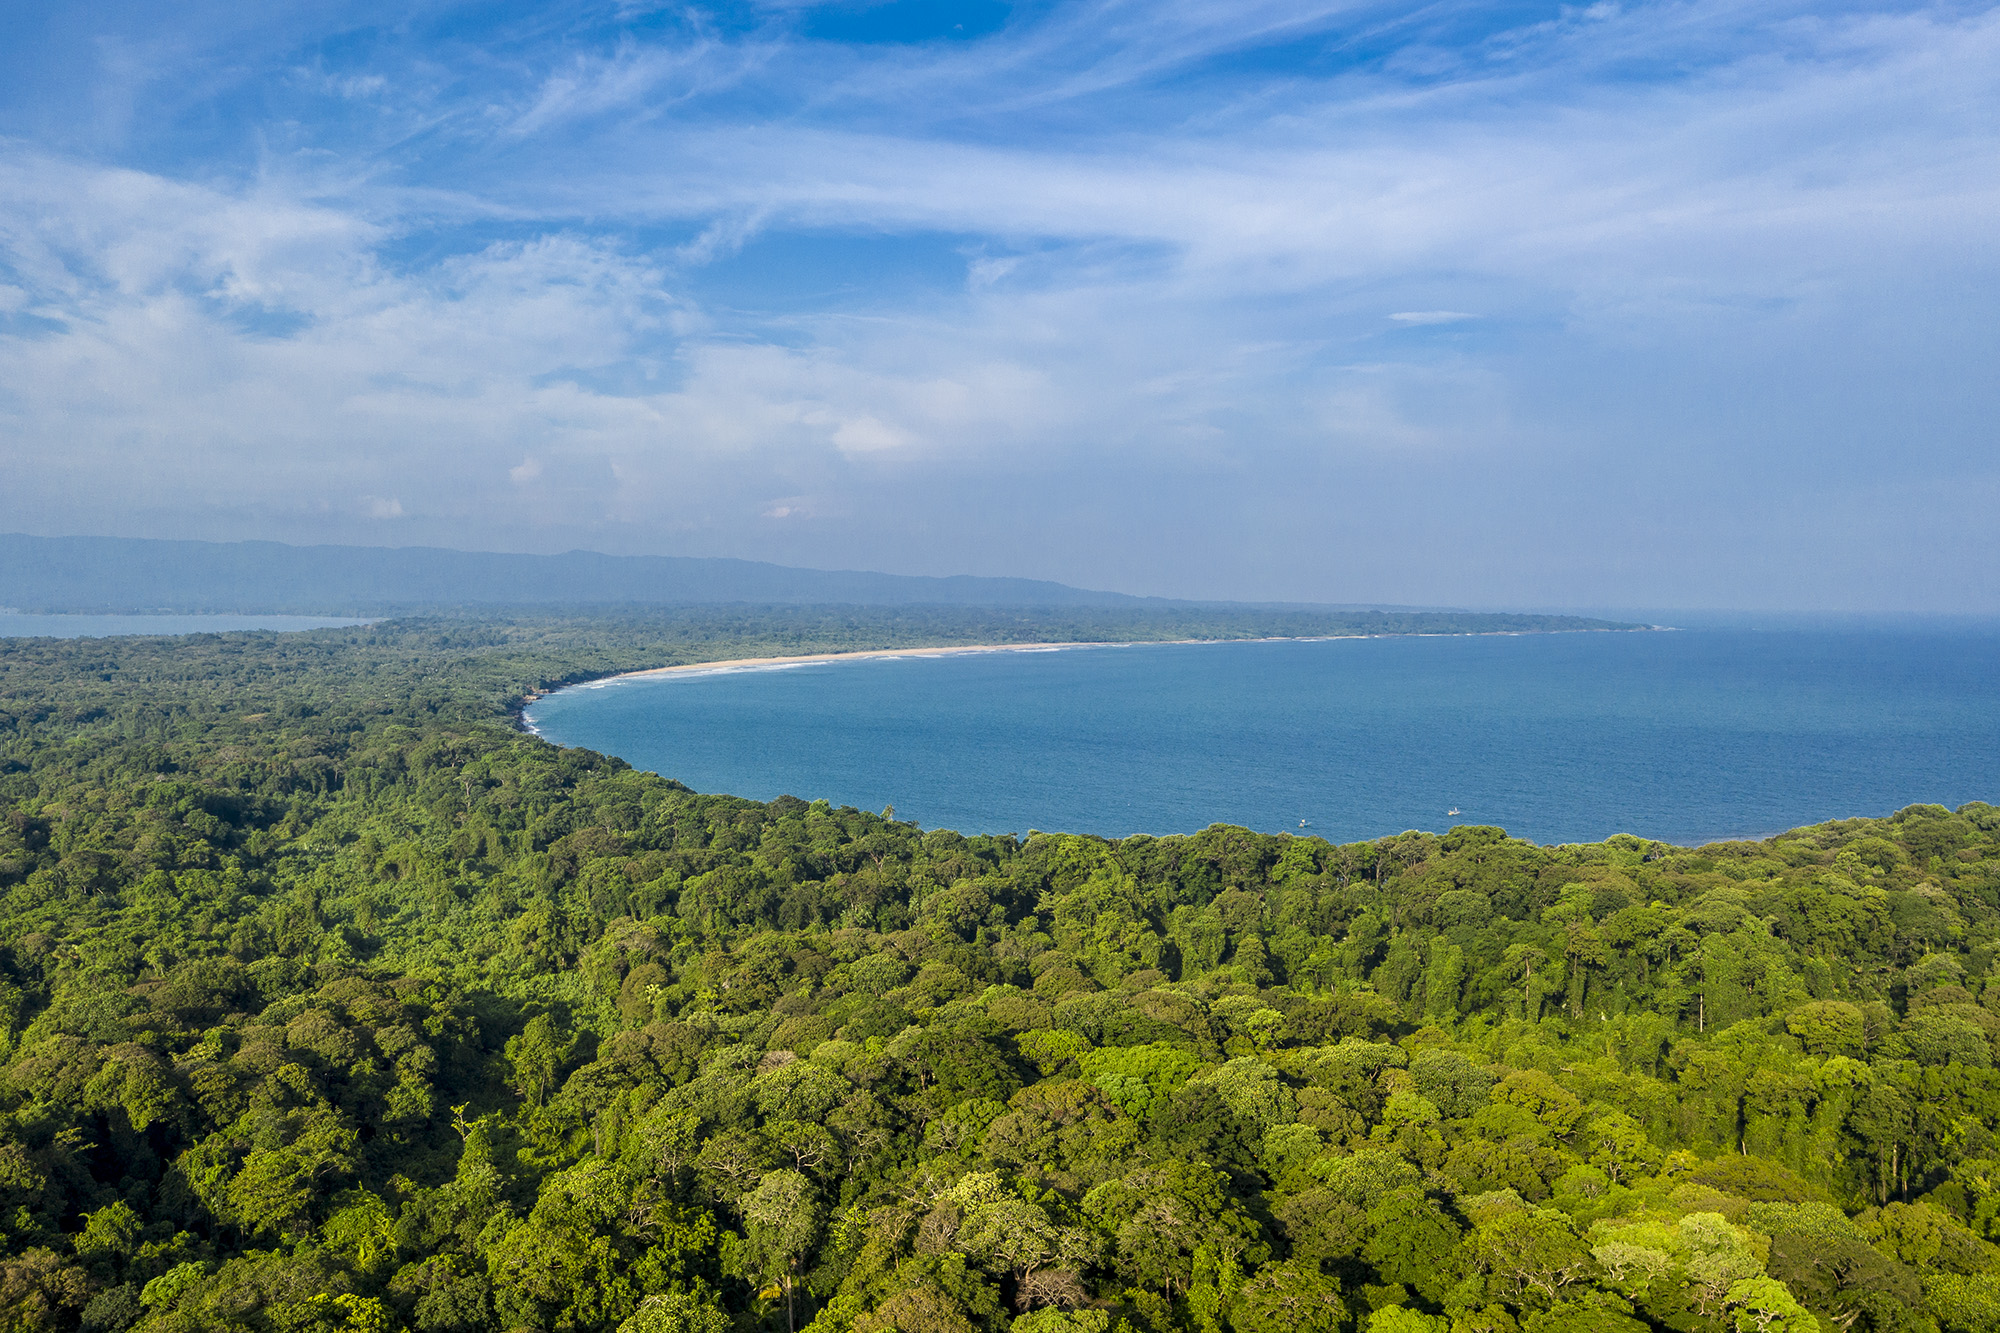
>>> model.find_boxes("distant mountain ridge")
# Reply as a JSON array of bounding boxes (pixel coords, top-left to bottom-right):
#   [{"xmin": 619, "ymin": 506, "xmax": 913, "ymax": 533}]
[{"xmin": 0, "ymin": 534, "xmax": 1166, "ymax": 614}]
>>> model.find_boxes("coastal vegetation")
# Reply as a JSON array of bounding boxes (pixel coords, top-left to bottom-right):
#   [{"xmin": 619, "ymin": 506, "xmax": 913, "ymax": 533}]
[{"xmin": 0, "ymin": 613, "xmax": 1994, "ymax": 1333}]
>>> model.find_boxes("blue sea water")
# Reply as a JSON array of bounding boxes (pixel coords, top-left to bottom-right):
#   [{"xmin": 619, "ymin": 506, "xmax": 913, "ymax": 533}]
[
  {"xmin": 0, "ymin": 613, "xmax": 369, "ymax": 638},
  {"xmin": 523, "ymin": 629, "xmax": 2000, "ymax": 847}
]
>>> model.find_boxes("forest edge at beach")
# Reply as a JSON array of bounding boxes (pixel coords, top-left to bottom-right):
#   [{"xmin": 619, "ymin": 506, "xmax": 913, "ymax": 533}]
[
  {"xmin": 548, "ymin": 622, "xmax": 1660, "ymax": 698},
  {"xmin": 483, "ymin": 607, "xmax": 1644, "ymax": 719}
]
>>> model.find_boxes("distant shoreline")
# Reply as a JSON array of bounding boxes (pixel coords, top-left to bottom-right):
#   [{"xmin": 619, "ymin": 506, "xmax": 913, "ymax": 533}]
[
  {"xmin": 520, "ymin": 626, "xmax": 1659, "ymax": 713},
  {"xmin": 519, "ymin": 643, "xmax": 1163, "ymax": 711},
  {"xmin": 596, "ymin": 639, "xmax": 1169, "ymax": 685},
  {"xmin": 516, "ymin": 642, "xmax": 1120, "ymax": 722},
  {"xmin": 627, "ymin": 640, "xmax": 1121, "ymax": 676}
]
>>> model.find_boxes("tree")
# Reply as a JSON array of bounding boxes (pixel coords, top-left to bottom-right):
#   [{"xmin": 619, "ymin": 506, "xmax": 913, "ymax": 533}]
[
  {"xmin": 1582, "ymin": 1110, "xmax": 1662, "ymax": 1183},
  {"xmin": 223, "ymin": 1114, "xmax": 359, "ymax": 1240},
  {"xmin": 0, "ymin": 1249, "xmax": 90, "ymax": 1333},
  {"xmin": 1014, "ymin": 1311, "xmax": 1110, "ymax": 1333},
  {"xmin": 1925, "ymin": 1271, "xmax": 2000, "ymax": 1333},
  {"xmin": 1084, "ymin": 1162, "xmax": 1262, "ymax": 1297},
  {"xmin": 1362, "ymin": 1187, "xmax": 1464, "ymax": 1303},
  {"xmin": 900, "ymin": 1018, "xmax": 1022, "ymax": 1108},
  {"xmin": 769, "ymin": 1119, "xmax": 841, "ymax": 1175},
  {"xmin": 740, "ymin": 1170, "xmax": 822, "ymax": 1333},
  {"xmin": 1078, "ymin": 1043, "xmax": 1203, "ymax": 1119},
  {"xmin": 1229, "ymin": 1261, "xmax": 1345, "ymax": 1333},
  {"xmin": 1409, "ymin": 1049, "xmax": 1492, "ymax": 1119},
  {"xmin": 1423, "ymin": 942, "xmax": 1465, "ymax": 1023},
  {"xmin": 1677, "ymin": 1213, "xmax": 1763, "ymax": 1318},
  {"xmin": 1366, "ymin": 1311, "xmax": 1445, "ymax": 1333},
  {"xmin": 1506, "ymin": 945, "xmax": 1550, "ymax": 1021},
  {"xmin": 753, "ymin": 1059, "xmax": 850, "ymax": 1123},
  {"xmin": 1724, "ymin": 1277, "xmax": 1816, "ymax": 1333},
  {"xmin": 71, "ymin": 1200, "xmax": 142, "ymax": 1273},
  {"xmin": 486, "ymin": 1162, "xmax": 645, "ymax": 1332},
  {"xmin": 956, "ymin": 1196, "xmax": 1094, "ymax": 1310},
  {"xmin": 618, "ymin": 1289, "xmax": 733, "ymax": 1333},
  {"xmin": 1275, "ymin": 1189, "xmax": 1368, "ymax": 1269},
  {"xmin": 508, "ymin": 1014, "xmax": 565, "ymax": 1107},
  {"xmin": 1785, "ymin": 1001, "xmax": 1864, "ymax": 1057},
  {"xmin": 1492, "ymin": 1070, "xmax": 1584, "ymax": 1136},
  {"xmin": 1469, "ymin": 1210, "xmax": 1595, "ymax": 1306}
]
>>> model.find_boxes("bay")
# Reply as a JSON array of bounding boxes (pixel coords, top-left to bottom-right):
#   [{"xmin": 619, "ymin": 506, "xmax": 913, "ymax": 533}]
[{"xmin": 523, "ymin": 628, "xmax": 2000, "ymax": 846}]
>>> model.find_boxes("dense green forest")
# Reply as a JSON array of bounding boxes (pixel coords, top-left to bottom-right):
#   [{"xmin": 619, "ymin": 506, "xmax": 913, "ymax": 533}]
[{"xmin": 1, "ymin": 611, "xmax": 1995, "ymax": 1333}]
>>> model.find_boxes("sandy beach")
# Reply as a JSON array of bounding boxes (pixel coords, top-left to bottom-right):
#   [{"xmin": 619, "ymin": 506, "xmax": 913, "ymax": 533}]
[
  {"xmin": 513, "ymin": 642, "xmax": 1133, "ymax": 715},
  {"xmin": 603, "ymin": 640, "xmax": 1135, "ymax": 683},
  {"xmin": 535, "ymin": 625, "xmax": 1643, "ymax": 700}
]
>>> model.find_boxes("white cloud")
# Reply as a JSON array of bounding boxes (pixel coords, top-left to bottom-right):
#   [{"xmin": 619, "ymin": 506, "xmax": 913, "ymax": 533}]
[
  {"xmin": 825, "ymin": 415, "xmax": 907, "ymax": 455},
  {"xmin": 675, "ymin": 211, "xmax": 768, "ymax": 266}
]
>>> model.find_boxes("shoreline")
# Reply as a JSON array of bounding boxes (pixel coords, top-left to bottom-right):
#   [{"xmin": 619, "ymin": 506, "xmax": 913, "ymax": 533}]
[
  {"xmin": 564, "ymin": 632, "xmax": 1452, "ymax": 691},
  {"xmin": 515, "ymin": 641, "xmax": 1127, "ymax": 725},
  {"xmin": 575, "ymin": 638, "xmax": 1169, "ymax": 688},
  {"xmin": 519, "ymin": 626, "xmax": 1664, "ymax": 715}
]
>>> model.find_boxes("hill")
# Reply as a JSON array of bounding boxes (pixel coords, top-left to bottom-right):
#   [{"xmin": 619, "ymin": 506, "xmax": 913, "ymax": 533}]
[{"xmin": 0, "ymin": 534, "xmax": 1160, "ymax": 614}]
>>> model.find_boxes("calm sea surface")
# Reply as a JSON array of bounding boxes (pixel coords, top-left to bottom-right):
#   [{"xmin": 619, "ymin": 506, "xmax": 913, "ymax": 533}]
[
  {"xmin": 524, "ymin": 629, "xmax": 2000, "ymax": 847},
  {"xmin": 0, "ymin": 614, "xmax": 369, "ymax": 638}
]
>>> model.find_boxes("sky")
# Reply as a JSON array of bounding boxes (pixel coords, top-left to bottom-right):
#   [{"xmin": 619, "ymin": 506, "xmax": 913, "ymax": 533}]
[{"xmin": 0, "ymin": 0, "xmax": 1995, "ymax": 611}]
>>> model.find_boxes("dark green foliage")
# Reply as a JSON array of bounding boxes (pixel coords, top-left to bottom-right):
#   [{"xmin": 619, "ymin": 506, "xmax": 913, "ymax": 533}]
[{"xmin": 0, "ymin": 615, "xmax": 1996, "ymax": 1333}]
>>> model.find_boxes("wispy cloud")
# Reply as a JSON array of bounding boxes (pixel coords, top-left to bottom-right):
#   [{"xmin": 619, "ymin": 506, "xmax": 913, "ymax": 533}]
[{"xmin": 507, "ymin": 35, "xmax": 765, "ymax": 137}]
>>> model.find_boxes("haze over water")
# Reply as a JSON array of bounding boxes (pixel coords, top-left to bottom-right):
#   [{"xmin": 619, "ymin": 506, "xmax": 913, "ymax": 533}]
[
  {"xmin": 525, "ymin": 629, "xmax": 2000, "ymax": 846},
  {"xmin": 0, "ymin": 613, "xmax": 370, "ymax": 638}
]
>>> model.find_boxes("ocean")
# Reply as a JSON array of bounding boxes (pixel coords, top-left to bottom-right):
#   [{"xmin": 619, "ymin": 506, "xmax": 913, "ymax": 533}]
[{"xmin": 522, "ymin": 627, "xmax": 2000, "ymax": 847}]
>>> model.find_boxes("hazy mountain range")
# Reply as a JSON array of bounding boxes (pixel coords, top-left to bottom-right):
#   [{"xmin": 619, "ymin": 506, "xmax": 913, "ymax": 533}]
[{"xmin": 0, "ymin": 534, "xmax": 1168, "ymax": 614}]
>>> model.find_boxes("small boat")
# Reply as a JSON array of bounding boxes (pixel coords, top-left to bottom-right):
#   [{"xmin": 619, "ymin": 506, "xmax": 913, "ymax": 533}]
[{"xmin": 1447, "ymin": 807, "xmax": 1460, "ymax": 816}]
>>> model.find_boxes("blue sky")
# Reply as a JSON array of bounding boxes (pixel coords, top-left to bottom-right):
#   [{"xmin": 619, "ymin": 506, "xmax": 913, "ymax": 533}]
[{"xmin": 0, "ymin": 0, "xmax": 1995, "ymax": 609}]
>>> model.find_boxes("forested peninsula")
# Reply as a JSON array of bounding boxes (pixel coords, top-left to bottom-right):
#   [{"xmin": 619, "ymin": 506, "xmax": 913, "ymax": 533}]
[{"xmin": 1, "ymin": 611, "xmax": 1994, "ymax": 1333}]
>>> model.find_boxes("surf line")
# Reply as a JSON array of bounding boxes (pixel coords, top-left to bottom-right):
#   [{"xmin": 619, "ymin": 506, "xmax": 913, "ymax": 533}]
[
  {"xmin": 578, "ymin": 632, "xmax": 1449, "ymax": 687},
  {"xmin": 540, "ymin": 624, "xmax": 1624, "ymax": 694},
  {"xmin": 516, "ymin": 638, "xmax": 1268, "ymax": 717},
  {"xmin": 595, "ymin": 640, "xmax": 1152, "ymax": 684},
  {"xmin": 519, "ymin": 625, "xmax": 1642, "ymax": 712}
]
